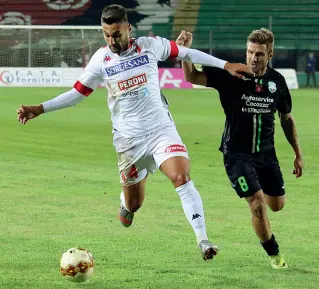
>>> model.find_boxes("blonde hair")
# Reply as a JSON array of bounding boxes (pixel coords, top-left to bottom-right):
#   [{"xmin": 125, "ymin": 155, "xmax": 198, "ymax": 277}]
[{"xmin": 247, "ymin": 28, "xmax": 274, "ymax": 55}]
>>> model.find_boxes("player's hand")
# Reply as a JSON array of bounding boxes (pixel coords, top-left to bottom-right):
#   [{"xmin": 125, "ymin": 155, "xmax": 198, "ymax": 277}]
[
  {"xmin": 17, "ymin": 104, "xmax": 44, "ymax": 124},
  {"xmin": 176, "ymin": 30, "xmax": 193, "ymax": 48},
  {"xmin": 224, "ymin": 62, "xmax": 254, "ymax": 79},
  {"xmin": 293, "ymin": 154, "xmax": 304, "ymax": 178}
]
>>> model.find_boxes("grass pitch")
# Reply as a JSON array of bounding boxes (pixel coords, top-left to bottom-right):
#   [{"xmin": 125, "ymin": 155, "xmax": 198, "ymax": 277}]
[{"xmin": 0, "ymin": 87, "xmax": 318, "ymax": 289}]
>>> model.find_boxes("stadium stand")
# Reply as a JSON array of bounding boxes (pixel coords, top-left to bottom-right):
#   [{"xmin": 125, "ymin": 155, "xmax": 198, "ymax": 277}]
[
  {"xmin": 191, "ymin": 1, "xmax": 319, "ymax": 50},
  {"xmin": 0, "ymin": 0, "xmax": 318, "ymax": 72},
  {"xmin": 1, "ymin": 0, "xmax": 318, "ymax": 50}
]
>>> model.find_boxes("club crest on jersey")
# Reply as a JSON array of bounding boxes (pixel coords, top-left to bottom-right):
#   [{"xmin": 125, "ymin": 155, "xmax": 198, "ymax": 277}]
[
  {"xmin": 118, "ymin": 73, "xmax": 147, "ymax": 90},
  {"xmin": 268, "ymin": 81, "xmax": 277, "ymax": 93},
  {"xmin": 105, "ymin": 55, "xmax": 149, "ymax": 76}
]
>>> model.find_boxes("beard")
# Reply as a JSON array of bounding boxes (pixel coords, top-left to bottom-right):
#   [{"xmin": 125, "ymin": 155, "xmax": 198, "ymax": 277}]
[
  {"xmin": 110, "ymin": 45, "xmax": 121, "ymax": 53},
  {"xmin": 250, "ymin": 63, "xmax": 262, "ymax": 72}
]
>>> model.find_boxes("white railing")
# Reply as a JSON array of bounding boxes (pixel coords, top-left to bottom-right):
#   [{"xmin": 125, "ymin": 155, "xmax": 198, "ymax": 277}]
[{"xmin": 0, "ymin": 25, "xmax": 106, "ymax": 68}]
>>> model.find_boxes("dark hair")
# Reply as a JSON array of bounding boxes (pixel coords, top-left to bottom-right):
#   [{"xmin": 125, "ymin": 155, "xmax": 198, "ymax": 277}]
[{"xmin": 101, "ymin": 4, "xmax": 128, "ymax": 25}]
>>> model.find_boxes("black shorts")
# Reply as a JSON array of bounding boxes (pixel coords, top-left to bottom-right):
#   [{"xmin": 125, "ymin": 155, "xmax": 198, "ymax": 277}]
[{"xmin": 223, "ymin": 150, "xmax": 285, "ymax": 198}]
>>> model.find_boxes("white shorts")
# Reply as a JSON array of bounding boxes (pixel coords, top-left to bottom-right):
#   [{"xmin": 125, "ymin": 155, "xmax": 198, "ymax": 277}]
[{"xmin": 113, "ymin": 125, "xmax": 189, "ymax": 186}]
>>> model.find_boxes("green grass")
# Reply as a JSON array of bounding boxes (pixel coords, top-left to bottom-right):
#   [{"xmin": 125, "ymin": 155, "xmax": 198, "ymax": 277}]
[{"xmin": 0, "ymin": 87, "xmax": 318, "ymax": 289}]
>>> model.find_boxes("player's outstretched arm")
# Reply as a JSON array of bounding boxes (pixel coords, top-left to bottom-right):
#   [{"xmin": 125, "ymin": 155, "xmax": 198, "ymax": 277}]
[
  {"xmin": 279, "ymin": 112, "xmax": 304, "ymax": 178},
  {"xmin": 17, "ymin": 47, "xmax": 104, "ymax": 125},
  {"xmin": 17, "ymin": 88, "xmax": 86, "ymax": 125},
  {"xmin": 17, "ymin": 104, "xmax": 44, "ymax": 125},
  {"xmin": 176, "ymin": 31, "xmax": 207, "ymax": 86},
  {"xmin": 175, "ymin": 30, "xmax": 253, "ymax": 79}
]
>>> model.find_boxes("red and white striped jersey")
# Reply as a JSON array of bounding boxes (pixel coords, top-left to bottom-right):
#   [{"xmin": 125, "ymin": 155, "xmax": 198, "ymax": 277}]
[{"xmin": 74, "ymin": 36, "xmax": 178, "ymax": 136}]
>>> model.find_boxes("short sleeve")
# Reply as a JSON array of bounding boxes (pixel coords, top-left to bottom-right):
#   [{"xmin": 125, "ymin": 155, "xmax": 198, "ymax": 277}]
[
  {"xmin": 203, "ymin": 66, "xmax": 233, "ymax": 90},
  {"xmin": 73, "ymin": 48, "xmax": 104, "ymax": 96},
  {"xmin": 276, "ymin": 77, "xmax": 292, "ymax": 114}
]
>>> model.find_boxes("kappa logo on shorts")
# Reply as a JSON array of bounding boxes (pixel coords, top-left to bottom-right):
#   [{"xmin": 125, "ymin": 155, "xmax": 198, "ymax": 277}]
[
  {"xmin": 164, "ymin": 144, "xmax": 187, "ymax": 153},
  {"xmin": 118, "ymin": 73, "xmax": 147, "ymax": 91}
]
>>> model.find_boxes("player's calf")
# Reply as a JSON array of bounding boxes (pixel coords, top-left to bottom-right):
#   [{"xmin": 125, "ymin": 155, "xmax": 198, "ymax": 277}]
[
  {"xmin": 118, "ymin": 192, "xmax": 135, "ymax": 227},
  {"xmin": 118, "ymin": 172, "xmax": 147, "ymax": 227}
]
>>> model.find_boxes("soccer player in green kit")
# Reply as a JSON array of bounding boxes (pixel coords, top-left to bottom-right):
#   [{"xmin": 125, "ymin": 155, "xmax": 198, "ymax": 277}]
[{"xmin": 177, "ymin": 28, "xmax": 304, "ymax": 268}]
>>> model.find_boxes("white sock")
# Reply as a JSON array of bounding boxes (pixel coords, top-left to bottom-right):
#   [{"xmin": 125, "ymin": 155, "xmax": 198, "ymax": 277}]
[
  {"xmin": 175, "ymin": 181, "xmax": 208, "ymax": 244},
  {"xmin": 120, "ymin": 191, "xmax": 131, "ymax": 212}
]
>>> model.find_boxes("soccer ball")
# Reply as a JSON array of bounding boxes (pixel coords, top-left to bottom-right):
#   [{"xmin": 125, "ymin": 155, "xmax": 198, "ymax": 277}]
[{"xmin": 60, "ymin": 247, "xmax": 94, "ymax": 283}]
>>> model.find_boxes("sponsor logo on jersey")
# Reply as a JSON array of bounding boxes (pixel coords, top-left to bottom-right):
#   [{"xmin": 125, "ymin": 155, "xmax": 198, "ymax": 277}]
[
  {"xmin": 241, "ymin": 94, "xmax": 274, "ymax": 107},
  {"xmin": 121, "ymin": 88, "xmax": 150, "ymax": 98},
  {"xmin": 104, "ymin": 56, "xmax": 111, "ymax": 62},
  {"xmin": 164, "ymin": 144, "xmax": 187, "ymax": 153},
  {"xmin": 121, "ymin": 91, "xmax": 139, "ymax": 98},
  {"xmin": 241, "ymin": 93, "xmax": 273, "ymax": 114},
  {"xmin": 255, "ymin": 84, "xmax": 263, "ymax": 92},
  {"xmin": 105, "ymin": 55, "xmax": 149, "ymax": 76},
  {"xmin": 242, "ymin": 107, "xmax": 271, "ymax": 113},
  {"xmin": 118, "ymin": 73, "xmax": 147, "ymax": 90}
]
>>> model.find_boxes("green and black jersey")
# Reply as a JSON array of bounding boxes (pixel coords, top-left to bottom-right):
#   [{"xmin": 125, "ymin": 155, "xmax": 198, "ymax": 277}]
[{"xmin": 203, "ymin": 67, "xmax": 292, "ymax": 155}]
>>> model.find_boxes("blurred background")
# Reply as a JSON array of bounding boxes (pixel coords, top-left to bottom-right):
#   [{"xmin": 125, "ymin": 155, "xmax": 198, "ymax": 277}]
[{"xmin": 0, "ymin": 0, "xmax": 318, "ymax": 87}]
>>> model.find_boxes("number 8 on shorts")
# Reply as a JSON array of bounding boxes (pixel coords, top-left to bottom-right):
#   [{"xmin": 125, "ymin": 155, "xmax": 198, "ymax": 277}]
[{"xmin": 238, "ymin": 176, "xmax": 249, "ymax": 192}]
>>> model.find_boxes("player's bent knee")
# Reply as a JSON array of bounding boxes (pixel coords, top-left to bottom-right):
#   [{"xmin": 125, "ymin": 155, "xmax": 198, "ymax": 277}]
[
  {"xmin": 269, "ymin": 202, "xmax": 285, "ymax": 212},
  {"xmin": 265, "ymin": 195, "xmax": 285, "ymax": 212},
  {"xmin": 170, "ymin": 173, "xmax": 189, "ymax": 188}
]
